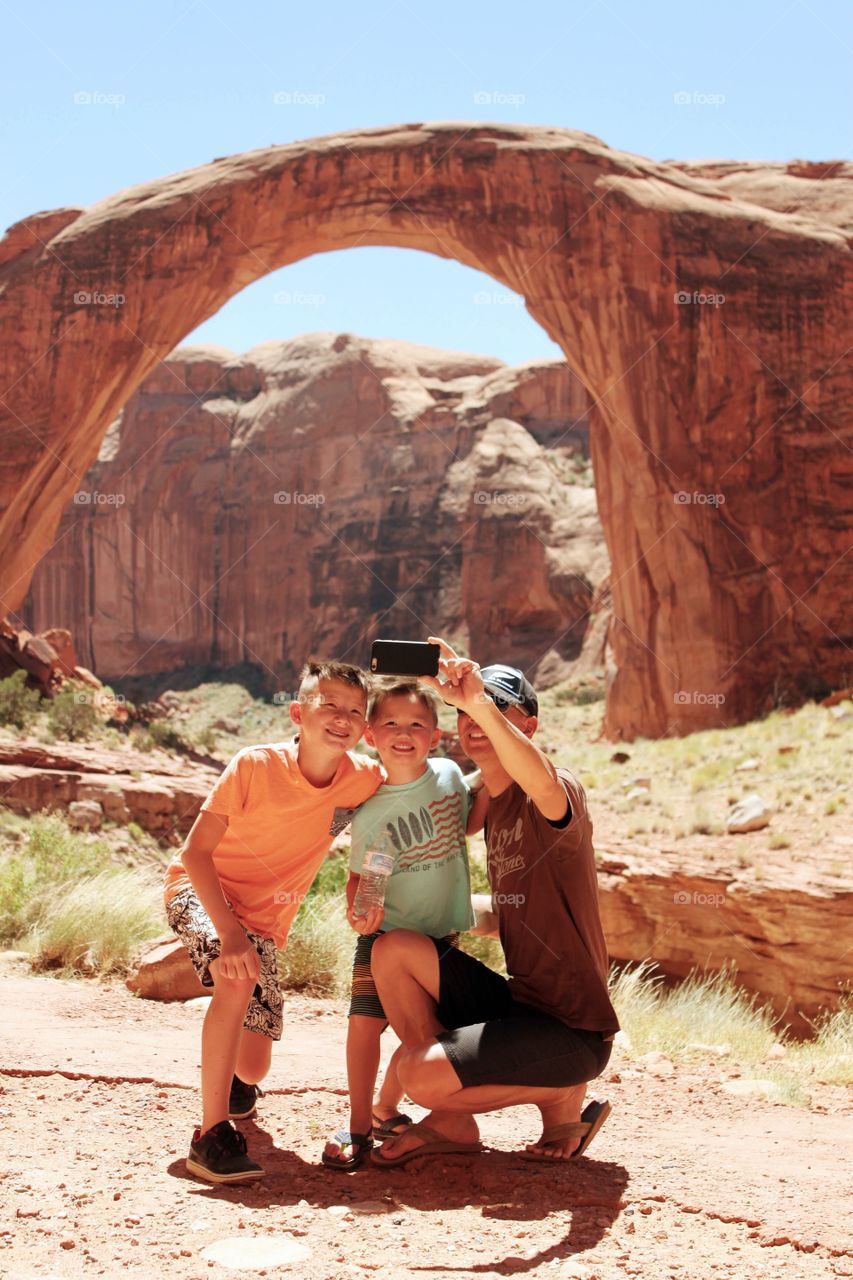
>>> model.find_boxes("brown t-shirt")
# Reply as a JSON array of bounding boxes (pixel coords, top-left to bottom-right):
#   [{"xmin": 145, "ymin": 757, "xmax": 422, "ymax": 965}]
[{"xmin": 485, "ymin": 766, "xmax": 619, "ymax": 1036}]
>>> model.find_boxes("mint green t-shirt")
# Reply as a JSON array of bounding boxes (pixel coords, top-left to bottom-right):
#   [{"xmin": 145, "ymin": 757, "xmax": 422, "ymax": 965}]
[{"xmin": 349, "ymin": 758, "xmax": 475, "ymax": 937}]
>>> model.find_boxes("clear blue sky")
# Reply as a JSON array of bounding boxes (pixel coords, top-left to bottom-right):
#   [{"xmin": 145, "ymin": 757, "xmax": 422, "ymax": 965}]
[{"xmin": 2, "ymin": 0, "xmax": 850, "ymax": 365}]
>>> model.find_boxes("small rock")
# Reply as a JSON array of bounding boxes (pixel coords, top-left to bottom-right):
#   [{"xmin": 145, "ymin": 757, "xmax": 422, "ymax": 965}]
[
  {"xmin": 212, "ymin": 717, "xmax": 240, "ymax": 733},
  {"xmin": 726, "ymin": 793, "xmax": 771, "ymax": 834},
  {"xmin": 200, "ymin": 1236, "xmax": 311, "ymax": 1269},
  {"xmin": 60, "ymin": 1239, "xmax": 76, "ymax": 1250},
  {"xmin": 766, "ymin": 1043, "xmax": 787, "ymax": 1059},
  {"xmin": 687, "ymin": 1041, "xmax": 731, "ymax": 1057},
  {"xmin": 735, "ymin": 757, "xmax": 760, "ymax": 771},
  {"xmin": 720, "ymin": 1078, "xmax": 781, "ymax": 1099},
  {"xmin": 621, "ymin": 775, "xmax": 651, "ymax": 790},
  {"xmin": 624, "ymin": 787, "xmax": 649, "ymax": 803},
  {"xmin": 67, "ymin": 800, "xmax": 103, "ymax": 831},
  {"xmin": 610, "ymin": 751, "xmax": 631, "ymax": 764}
]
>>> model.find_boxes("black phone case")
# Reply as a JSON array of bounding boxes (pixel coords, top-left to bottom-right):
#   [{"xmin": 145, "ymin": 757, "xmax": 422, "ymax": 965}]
[{"xmin": 370, "ymin": 640, "xmax": 440, "ymax": 677}]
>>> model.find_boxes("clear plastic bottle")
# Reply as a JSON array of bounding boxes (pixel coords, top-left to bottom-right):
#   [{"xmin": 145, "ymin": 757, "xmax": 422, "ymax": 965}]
[{"xmin": 353, "ymin": 836, "xmax": 396, "ymax": 918}]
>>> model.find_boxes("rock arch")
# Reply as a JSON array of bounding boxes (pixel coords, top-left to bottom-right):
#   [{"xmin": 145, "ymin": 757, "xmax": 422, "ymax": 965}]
[{"xmin": 0, "ymin": 123, "xmax": 850, "ymax": 737}]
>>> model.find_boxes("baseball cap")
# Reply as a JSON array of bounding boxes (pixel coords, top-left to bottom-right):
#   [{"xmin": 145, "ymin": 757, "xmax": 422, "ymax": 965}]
[{"xmin": 480, "ymin": 664, "xmax": 539, "ymax": 717}]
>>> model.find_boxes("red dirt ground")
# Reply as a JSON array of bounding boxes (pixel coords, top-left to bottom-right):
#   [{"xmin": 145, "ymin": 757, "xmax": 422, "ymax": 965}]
[{"xmin": 0, "ymin": 958, "xmax": 851, "ymax": 1280}]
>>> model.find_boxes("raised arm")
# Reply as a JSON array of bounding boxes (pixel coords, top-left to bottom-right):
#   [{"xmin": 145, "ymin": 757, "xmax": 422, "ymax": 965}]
[{"xmin": 423, "ymin": 637, "xmax": 568, "ymax": 823}]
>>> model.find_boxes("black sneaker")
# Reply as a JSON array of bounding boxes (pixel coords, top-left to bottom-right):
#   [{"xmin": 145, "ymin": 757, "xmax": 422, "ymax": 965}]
[
  {"xmin": 186, "ymin": 1120, "xmax": 264, "ymax": 1184},
  {"xmin": 229, "ymin": 1075, "xmax": 262, "ymax": 1120}
]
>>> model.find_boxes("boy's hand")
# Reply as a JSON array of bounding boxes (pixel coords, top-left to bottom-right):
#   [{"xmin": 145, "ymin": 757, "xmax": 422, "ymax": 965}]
[
  {"xmin": 422, "ymin": 636, "xmax": 488, "ymax": 714},
  {"xmin": 218, "ymin": 929, "xmax": 261, "ymax": 982},
  {"xmin": 346, "ymin": 901, "xmax": 385, "ymax": 935}
]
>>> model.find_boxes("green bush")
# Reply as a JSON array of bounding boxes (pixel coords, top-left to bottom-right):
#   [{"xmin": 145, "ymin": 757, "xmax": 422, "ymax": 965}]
[
  {"xmin": 46, "ymin": 687, "xmax": 99, "ymax": 741},
  {"xmin": 146, "ymin": 718, "xmax": 187, "ymax": 751},
  {"xmin": 0, "ymin": 669, "xmax": 42, "ymax": 730},
  {"xmin": 0, "ymin": 814, "xmax": 110, "ymax": 942},
  {"xmin": 278, "ymin": 895, "xmax": 352, "ymax": 996}
]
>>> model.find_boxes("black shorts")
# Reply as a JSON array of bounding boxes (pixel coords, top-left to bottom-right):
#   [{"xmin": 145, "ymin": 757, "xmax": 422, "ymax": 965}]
[
  {"xmin": 349, "ymin": 931, "xmax": 460, "ymax": 1021},
  {"xmin": 433, "ymin": 940, "xmax": 612, "ymax": 1089}
]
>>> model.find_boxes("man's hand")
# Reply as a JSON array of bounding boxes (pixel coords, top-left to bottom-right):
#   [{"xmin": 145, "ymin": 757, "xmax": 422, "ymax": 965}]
[
  {"xmin": 421, "ymin": 636, "xmax": 489, "ymax": 715},
  {"xmin": 218, "ymin": 928, "xmax": 261, "ymax": 982},
  {"xmin": 346, "ymin": 901, "xmax": 385, "ymax": 935}
]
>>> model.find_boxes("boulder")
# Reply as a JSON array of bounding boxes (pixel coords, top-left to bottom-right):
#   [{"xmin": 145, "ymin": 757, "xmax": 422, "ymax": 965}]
[
  {"xmin": 67, "ymin": 799, "xmax": 103, "ymax": 831},
  {"xmin": 726, "ymin": 794, "xmax": 772, "ymax": 834},
  {"xmin": 126, "ymin": 937, "xmax": 207, "ymax": 1002}
]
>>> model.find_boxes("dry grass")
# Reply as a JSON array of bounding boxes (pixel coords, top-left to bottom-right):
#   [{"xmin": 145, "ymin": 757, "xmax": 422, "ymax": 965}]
[{"xmin": 27, "ymin": 868, "xmax": 164, "ymax": 975}]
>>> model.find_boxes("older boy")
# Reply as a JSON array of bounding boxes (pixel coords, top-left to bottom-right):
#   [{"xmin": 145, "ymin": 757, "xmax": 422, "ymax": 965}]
[
  {"xmin": 163, "ymin": 660, "xmax": 383, "ymax": 1183},
  {"xmin": 370, "ymin": 639, "xmax": 617, "ymax": 1167},
  {"xmin": 322, "ymin": 679, "xmax": 487, "ymax": 1169}
]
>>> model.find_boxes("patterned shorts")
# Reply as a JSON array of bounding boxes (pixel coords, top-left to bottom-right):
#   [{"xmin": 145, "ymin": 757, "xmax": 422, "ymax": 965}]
[
  {"xmin": 348, "ymin": 930, "xmax": 459, "ymax": 1021},
  {"xmin": 166, "ymin": 887, "xmax": 283, "ymax": 1041}
]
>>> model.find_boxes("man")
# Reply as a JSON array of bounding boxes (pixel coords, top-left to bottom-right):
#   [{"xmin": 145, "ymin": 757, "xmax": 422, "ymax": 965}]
[{"xmin": 370, "ymin": 637, "xmax": 618, "ymax": 1166}]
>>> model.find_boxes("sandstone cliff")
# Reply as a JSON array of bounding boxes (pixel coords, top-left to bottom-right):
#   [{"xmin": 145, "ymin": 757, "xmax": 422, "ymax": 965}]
[
  {"xmin": 25, "ymin": 335, "xmax": 607, "ymax": 692},
  {"xmin": 2, "ymin": 124, "xmax": 850, "ymax": 736}
]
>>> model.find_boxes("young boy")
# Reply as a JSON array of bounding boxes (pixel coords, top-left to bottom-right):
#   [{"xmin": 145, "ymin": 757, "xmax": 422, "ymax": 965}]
[
  {"xmin": 322, "ymin": 679, "xmax": 487, "ymax": 1170},
  {"xmin": 163, "ymin": 660, "xmax": 384, "ymax": 1184}
]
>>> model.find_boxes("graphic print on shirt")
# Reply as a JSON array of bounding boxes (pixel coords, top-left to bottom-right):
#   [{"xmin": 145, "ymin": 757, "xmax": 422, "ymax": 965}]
[
  {"xmin": 329, "ymin": 806, "xmax": 357, "ymax": 838},
  {"xmin": 379, "ymin": 792, "xmax": 466, "ymax": 870},
  {"xmin": 488, "ymin": 816, "xmax": 525, "ymax": 886}
]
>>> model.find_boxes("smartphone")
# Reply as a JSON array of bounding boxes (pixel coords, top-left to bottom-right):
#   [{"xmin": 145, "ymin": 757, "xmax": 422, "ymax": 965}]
[{"xmin": 370, "ymin": 639, "xmax": 440, "ymax": 677}]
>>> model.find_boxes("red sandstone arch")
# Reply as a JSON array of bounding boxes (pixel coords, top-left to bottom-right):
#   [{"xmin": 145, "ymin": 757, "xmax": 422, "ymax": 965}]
[{"xmin": 0, "ymin": 123, "xmax": 850, "ymax": 737}]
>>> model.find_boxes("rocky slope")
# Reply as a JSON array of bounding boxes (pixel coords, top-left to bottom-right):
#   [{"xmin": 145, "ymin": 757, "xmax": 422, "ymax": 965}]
[{"xmin": 24, "ymin": 335, "xmax": 607, "ymax": 692}]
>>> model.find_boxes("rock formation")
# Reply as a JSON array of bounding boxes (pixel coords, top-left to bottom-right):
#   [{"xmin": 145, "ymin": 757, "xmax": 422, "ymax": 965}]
[
  {"xmin": 0, "ymin": 125, "xmax": 850, "ymax": 737},
  {"xmin": 24, "ymin": 336, "xmax": 605, "ymax": 690}
]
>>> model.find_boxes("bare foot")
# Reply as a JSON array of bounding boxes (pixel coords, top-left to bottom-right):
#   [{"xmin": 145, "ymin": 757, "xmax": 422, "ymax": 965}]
[
  {"xmin": 524, "ymin": 1084, "xmax": 587, "ymax": 1161},
  {"xmin": 378, "ymin": 1110, "xmax": 479, "ymax": 1160}
]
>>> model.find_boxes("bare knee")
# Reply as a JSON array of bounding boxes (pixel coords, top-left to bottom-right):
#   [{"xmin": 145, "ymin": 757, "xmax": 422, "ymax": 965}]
[
  {"xmin": 396, "ymin": 1044, "xmax": 447, "ymax": 1108},
  {"xmin": 371, "ymin": 928, "xmax": 428, "ymax": 978},
  {"xmin": 209, "ymin": 959, "xmax": 256, "ymax": 1003}
]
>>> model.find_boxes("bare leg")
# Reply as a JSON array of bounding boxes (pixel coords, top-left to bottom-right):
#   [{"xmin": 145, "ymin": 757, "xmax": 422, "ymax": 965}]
[
  {"xmin": 373, "ymin": 1043, "xmax": 407, "ymax": 1129},
  {"xmin": 323, "ymin": 1016, "xmax": 383, "ymax": 1160},
  {"xmin": 200, "ymin": 960, "xmax": 254, "ymax": 1134},
  {"xmin": 372, "ymin": 932, "xmax": 592, "ymax": 1160},
  {"xmin": 235, "ymin": 1027, "xmax": 273, "ymax": 1086}
]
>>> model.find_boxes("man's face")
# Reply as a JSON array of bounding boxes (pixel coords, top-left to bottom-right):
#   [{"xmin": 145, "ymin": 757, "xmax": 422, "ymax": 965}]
[
  {"xmin": 457, "ymin": 697, "xmax": 536, "ymax": 760},
  {"xmin": 365, "ymin": 692, "xmax": 441, "ymax": 768},
  {"xmin": 290, "ymin": 677, "xmax": 368, "ymax": 753}
]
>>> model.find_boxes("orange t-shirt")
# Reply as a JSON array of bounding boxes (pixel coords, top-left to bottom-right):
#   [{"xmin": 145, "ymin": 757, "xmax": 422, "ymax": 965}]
[{"xmin": 163, "ymin": 742, "xmax": 383, "ymax": 947}]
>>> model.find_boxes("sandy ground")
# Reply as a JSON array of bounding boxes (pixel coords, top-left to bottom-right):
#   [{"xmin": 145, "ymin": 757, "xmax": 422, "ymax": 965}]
[{"xmin": 0, "ymin": 962, "xmax": 851, "ymax": 1280}]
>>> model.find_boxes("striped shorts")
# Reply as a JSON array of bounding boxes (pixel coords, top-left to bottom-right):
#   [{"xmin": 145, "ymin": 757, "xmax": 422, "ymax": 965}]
[{"xmin": 348, "ymin": 930, "xmax": 459, "ymax": 1021}]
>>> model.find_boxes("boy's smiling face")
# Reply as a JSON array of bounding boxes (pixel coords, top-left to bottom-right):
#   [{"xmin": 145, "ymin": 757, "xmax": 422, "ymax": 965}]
[
  {"xmin": 290, "ymin": 677, "xmax": 368, "ymax": 754},
  {"xmin": 365, "ymin": 692, "xmax": 441, "ymax": 774}
]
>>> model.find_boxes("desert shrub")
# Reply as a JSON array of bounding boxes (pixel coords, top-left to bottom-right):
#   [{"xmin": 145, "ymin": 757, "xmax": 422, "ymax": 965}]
[
  {"xmin": 28, "ymin": 867, "xmax": 164, "ymax": 974},
  {"xmin": 0, "ymin": 669, "xmax": 42, "ymax": 730},
  {"xmin": 0, "ymin": 815, "xmax": 109, "ymax": 942},
  {"xmin": 610, "ymin": 962, "xmax": 777, "ymax": 1064},
  {"xmin": 46, "ymin": 687, "xmax": 99, "ymax": 741},
  {"xmin": 145, "ymin": 719, "xmax": 187, "ymax": 751},
  {"xmin": 278, "ymin": 895, "xmax": 352, "ymax": 996}
]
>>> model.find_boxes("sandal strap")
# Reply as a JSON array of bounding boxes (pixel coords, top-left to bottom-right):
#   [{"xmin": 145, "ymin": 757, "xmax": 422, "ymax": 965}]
[
  {"xmin": 331, "ymin": 1130, "xmax": 372, "ymax": 1148},
  {"xmin": 537, "ymin": 1122, "xmax": 590, "ymax": 1143}
]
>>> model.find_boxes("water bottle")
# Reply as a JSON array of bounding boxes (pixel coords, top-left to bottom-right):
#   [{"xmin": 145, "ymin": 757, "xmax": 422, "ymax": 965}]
[{"xmin": 353, "ymin": 836, "xmax": 395, "ymax": 918}]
